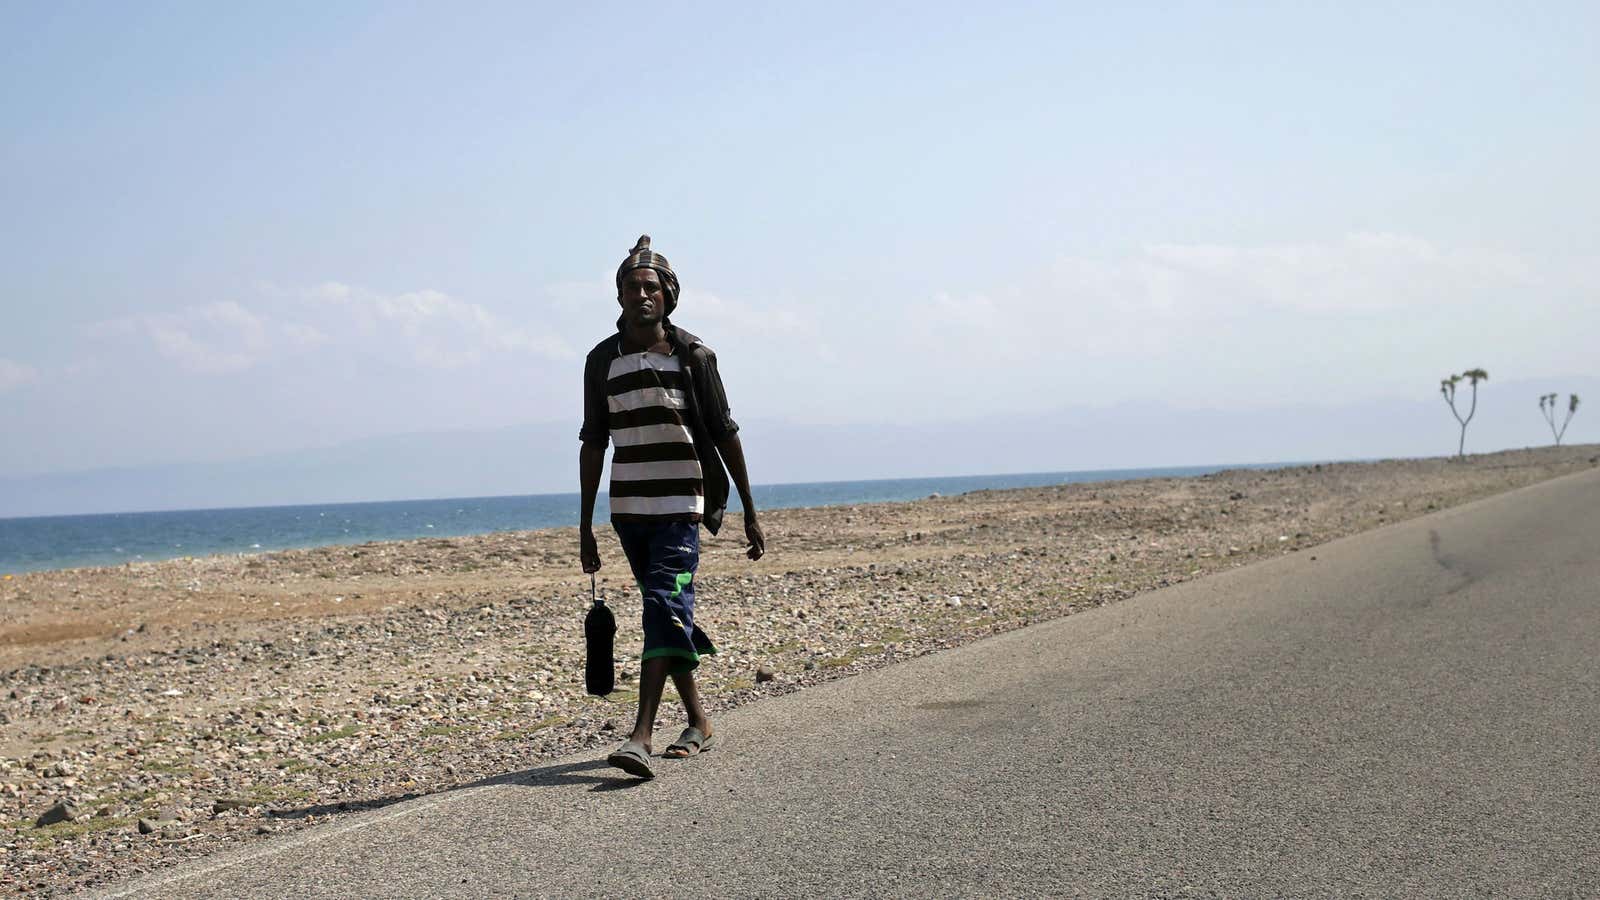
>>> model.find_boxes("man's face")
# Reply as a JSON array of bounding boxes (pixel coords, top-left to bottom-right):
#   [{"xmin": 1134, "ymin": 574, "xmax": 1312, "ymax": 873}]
[{"xmin": 618, "ymin": 268, "xmax": 665, "ymax": 327}]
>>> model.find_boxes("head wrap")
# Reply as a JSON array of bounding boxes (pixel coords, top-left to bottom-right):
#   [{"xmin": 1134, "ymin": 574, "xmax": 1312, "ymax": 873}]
[{"xmin": 615, "ymin": 235, "xmax": 681, "ymax": 315}]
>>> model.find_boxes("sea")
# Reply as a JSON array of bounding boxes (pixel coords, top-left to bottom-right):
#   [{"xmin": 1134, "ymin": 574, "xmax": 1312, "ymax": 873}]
[{"xmin": 0, "ymin": 463, "xmax": 1294, "ymax": 575}]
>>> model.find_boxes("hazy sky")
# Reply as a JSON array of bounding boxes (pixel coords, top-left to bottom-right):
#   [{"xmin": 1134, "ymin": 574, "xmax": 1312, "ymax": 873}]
[{"xmin": 3, "ymin": 2, "xmax": 1597, "ymax": 479}]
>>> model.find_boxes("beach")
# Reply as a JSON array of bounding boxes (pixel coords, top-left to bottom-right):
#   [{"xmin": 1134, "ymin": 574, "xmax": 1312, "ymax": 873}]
[{"xmin": 2, "ymin": 445, "xmax": 1596, "ymax": 895}]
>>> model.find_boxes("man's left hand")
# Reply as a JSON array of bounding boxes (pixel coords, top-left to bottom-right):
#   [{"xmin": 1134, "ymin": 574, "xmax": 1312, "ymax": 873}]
[{"xmin": 744, "ymin": 515, "xmax": 765, "ymax": 561}]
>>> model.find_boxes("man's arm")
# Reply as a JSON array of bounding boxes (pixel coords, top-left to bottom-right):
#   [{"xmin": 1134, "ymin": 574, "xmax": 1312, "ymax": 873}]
[
  {"xmin": 578, "ymin": 350, "xmax": 610, "ymax": 574},
  {"xmin": 715, "ymin": 434, "xmax": 765, "ymax": 561},
  {"xmin": 579, "ymin": 441, "xmax": 606, "ymax": 572}
]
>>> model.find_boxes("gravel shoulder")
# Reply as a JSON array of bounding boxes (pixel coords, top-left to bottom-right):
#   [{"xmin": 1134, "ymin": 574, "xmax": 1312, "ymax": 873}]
[{"xmin": 2, "ymin": 445, "xmax": 1597, "ymax": 895}]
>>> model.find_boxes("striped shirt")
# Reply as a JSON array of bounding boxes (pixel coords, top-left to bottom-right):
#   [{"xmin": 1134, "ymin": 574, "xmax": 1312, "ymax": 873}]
[{"xmin": 605, "ymin": 346, "xmax": 704, "ymax": 522}]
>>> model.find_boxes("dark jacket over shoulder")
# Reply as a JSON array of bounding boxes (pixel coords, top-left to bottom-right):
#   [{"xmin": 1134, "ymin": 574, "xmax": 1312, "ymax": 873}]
[{"xmin": 580, "ymin": 324, "xmax": 739, "ymax": 534}]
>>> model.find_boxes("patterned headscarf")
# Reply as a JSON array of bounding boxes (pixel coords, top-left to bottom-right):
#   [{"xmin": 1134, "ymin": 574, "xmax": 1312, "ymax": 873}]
[{"xmin": 615, "ymin": 234, "xmax": 681, "ymax": 315}]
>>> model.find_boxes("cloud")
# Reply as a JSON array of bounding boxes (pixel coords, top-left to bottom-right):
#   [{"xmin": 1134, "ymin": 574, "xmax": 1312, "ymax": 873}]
[
  {"xmin": 63, "ymin": 239, "xmax": 1588, "ymax": 434},
  {"xmin": 281, "ymin": 322, "xmax": 330, "ymax": 347},
  {"xmin": 90, "ymin": 301, "xmax": 277, "ymax": 374},
  {"xmin": 1032, "ymin": 232, "xmax": 1553, "ymax": 340},
  {"xmin": 1138, "ymin": 232, "xmax": 1534, "ymax": 314},
  {"xmin": 0, "ymin": 358, "xmax": 39, "ymax": 392},
  {"xmin": 88, "ymin": 284, "xmax": 575, "ymax": 376},
  {"xmin": 675, "ymin": 287, "xmax": 819, "ymax": 342},
  {"xmin": 302, "ymin": 282, "xmax": 574, "ymax": 368},
  {"xmin": 809, "ymin": 232, "xmax": 1594, "ymax": 419},
  {"xmin": 151, "ymin": 301, "xmax": 269, "ymax": 373}
]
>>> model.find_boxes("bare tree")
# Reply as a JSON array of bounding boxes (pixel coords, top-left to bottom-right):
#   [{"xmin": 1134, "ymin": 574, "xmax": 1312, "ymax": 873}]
[
  {"xmin": 1539, "ymin": 392, "xmax": 1581, "ymax": 446},
  {"xmin": 1440, "ymin": 368, "xmax": 1488, "ymax": 458}
]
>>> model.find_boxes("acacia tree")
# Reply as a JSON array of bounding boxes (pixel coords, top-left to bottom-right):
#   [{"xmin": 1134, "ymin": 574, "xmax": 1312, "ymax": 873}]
[
  {"xmin": 1440, "ymin": 368, "xmax": 1489, "ymax": 458},
  {"xmin": 1538, "ymin": 392, "xmax": 1581, "ymax": 446}
]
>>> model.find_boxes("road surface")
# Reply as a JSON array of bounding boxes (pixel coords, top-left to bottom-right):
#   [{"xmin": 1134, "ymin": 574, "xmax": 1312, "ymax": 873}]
[{"xmin": 97, "ymin": 468, "xmax": 1600, "ymax": 898}]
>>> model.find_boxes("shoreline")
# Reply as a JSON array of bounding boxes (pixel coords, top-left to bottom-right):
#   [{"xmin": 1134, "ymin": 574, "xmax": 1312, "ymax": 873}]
[
  {"xmin": 0, "ymin": 461, "xmax": 1300, "ymax": 576},
  {"xmin": 2, "ymin": 445, "xmax": 1597, "ymax": 895}
]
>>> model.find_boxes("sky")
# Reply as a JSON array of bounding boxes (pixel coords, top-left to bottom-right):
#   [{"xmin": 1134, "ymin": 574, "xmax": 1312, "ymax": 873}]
[{"xmin": 2, "ymin": 2, "xmax": 1597, "ymax": 496}]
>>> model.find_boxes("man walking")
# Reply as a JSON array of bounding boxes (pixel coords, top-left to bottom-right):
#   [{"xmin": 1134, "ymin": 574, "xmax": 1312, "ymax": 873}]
[{"xmin": 579, "ymin": 235, "xmax": 765, "ymax": 779}]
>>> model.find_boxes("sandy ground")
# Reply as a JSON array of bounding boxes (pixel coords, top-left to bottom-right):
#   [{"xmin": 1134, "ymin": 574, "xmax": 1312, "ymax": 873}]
[{"xmin": 2, "ymin": 445, "xmax": 1596, "ymax": 895}]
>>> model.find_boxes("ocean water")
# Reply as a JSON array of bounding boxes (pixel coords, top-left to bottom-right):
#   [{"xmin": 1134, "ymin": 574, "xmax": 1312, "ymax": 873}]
[{"xmin": 0, "ymin": 463, "xmax": 1289, "ymax": 574}]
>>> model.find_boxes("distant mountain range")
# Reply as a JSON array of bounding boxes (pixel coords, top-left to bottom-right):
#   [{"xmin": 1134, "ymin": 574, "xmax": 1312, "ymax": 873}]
[{"xmin": 2, "ymin": 375, "xmax": 1594, "ymax": 518}]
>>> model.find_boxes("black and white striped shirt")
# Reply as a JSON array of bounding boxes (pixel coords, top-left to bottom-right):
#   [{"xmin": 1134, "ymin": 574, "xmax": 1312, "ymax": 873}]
[
  {"xmin": 582, "ymin": 325, "xmax": 741, "ymax": 530},
  {"xmin": 605, "ymin": 347, "xmax": 704, "ymax": 521}
]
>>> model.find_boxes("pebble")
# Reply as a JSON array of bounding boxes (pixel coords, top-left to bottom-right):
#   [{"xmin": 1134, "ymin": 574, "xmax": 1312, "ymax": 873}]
[
  {"xmin": 35, "ymin": 799, "xmax": 79, "ymax": 827},
  {"xmin": 755, "ymin": 665, "xmax": 776, "ymax": 683}
]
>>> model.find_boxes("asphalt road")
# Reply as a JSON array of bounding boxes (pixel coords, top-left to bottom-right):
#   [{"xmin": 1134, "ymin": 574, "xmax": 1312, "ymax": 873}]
[{"xmin": 96, "ymin": 469, "xmax": 1600, "ymax": 898}]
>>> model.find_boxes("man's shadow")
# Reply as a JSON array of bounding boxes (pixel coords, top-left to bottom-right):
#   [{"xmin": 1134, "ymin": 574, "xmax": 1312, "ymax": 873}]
[{"xmin": 270, "ymin": 758, "xmax": 644, "ymax": 822}]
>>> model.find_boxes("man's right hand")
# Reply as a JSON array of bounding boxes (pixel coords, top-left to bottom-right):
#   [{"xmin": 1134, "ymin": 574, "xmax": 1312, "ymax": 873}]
[{"xmin": 579, "ymin": 527, "xmax": 601, "ymax": 573}]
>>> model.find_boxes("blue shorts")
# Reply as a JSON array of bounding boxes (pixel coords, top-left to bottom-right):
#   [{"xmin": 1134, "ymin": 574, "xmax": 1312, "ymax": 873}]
[{"xmin": 613, "ymin": 520, "xmax": 717, "ymax": 674}]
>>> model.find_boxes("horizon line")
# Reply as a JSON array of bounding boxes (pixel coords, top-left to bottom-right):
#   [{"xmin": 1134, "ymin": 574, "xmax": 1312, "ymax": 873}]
[{"xmin": 0, "ymin": 457, "xmax": 1350, "ymax": 524}]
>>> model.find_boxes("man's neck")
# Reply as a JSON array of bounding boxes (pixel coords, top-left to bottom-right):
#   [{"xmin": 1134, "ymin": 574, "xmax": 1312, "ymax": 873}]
[{"xmin": 620, "ymin": 321, "xmax": 670, "ymax": 352}]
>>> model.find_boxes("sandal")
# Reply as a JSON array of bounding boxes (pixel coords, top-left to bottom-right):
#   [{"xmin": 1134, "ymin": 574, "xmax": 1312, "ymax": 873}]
[
  {"xmin": 605, "ymin": 740, "xmax": 655, "ymax": 779},
  {"xmin": 663, "ymin": 727, "xmax": 716, "ymax": 759}
]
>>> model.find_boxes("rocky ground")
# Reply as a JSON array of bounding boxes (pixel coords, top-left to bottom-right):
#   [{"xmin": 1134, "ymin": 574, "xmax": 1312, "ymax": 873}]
[{"xmin": 2, "ymin": 445, "xmax": 1596, "ymax": 896}]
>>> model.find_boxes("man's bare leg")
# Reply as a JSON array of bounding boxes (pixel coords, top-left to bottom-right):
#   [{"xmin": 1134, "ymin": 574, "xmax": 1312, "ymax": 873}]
[
  {"xmin": 662, "ymin": 668, "xmax": 714, "ymax": 758},
  {"xmin": 628, "ymin": 657, "xmax": 673, "ymax": 751}
]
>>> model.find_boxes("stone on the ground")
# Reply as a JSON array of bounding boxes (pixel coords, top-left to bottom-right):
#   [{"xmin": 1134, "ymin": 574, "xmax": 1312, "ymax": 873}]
[
  {"xmin": 35, "ymin": 799, "xmax": 80, "ymax": 827},
  {"xmin": 755, "ymin": 665, "xmax": 776, "ymax": 683}
]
